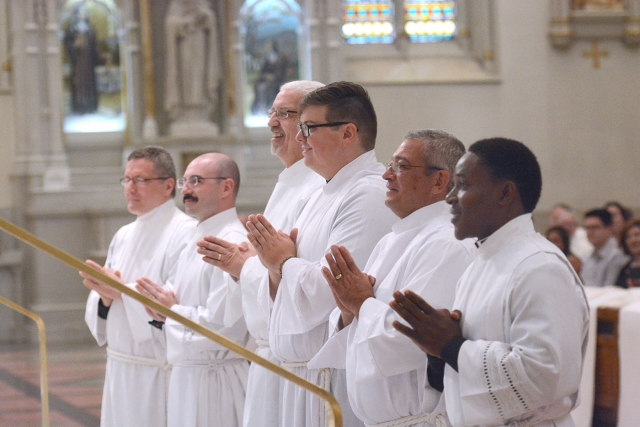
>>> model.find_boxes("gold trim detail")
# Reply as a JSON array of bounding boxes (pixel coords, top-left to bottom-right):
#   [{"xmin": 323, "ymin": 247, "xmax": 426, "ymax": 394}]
[
  {"xmin": 483, "ymin": 50, "xmax": 494, "ymax": 61},
  {"xmin": 0, "ymin": 216, "xmax": 343, "ymax": 427},
  {"xmin": 0, "ymin": 296, "xmax": 50, "ymax": 427},
  {"xmin": 582, "ymin": 40, "xmax": 609, "ymax": 69},
  {"xmin": 139, "ymin": 0, "xmax": 156, "ymax": 120}
]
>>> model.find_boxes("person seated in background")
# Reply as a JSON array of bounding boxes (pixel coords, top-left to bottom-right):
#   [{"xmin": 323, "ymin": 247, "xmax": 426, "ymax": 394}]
[
  {"xmin": 546, "ymin": 226, "xmax": 582, "ymax": 276},
  {"xmin": 614, "ymin": 219, "xmax": 640, "ymax": 288},
  {"xmin": 548, "ymin": 203, "xmax": 571, "ymax": 228},
  {"xmin": 581, "ymin": 208, "xmax": 629, "ymax": 287},
  {"xmin": 605, "ymin": 201, "xmax": 634, "ymax": 245},
  {"xmin": 557, "ymin": 207, "xmax": 593, "ymax": 261}
]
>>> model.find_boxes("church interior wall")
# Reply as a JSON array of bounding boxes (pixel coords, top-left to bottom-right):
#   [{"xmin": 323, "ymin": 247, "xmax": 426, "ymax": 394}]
[
  {"xmin": 0, "ymin": 0, "xmax": 639, "ymax": 345},
  {"xmin": 0, "ymin": 93, "xmax": 15, "ymax": 209}
]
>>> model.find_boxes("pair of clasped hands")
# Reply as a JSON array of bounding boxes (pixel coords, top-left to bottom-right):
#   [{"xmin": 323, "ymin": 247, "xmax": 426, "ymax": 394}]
[{"xmin": 81, "ymin": 214, "xmax": 464, "ymax": 358}]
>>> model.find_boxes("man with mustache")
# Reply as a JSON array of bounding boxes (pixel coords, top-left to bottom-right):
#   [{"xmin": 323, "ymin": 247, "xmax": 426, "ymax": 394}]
[
  {"xmin": 136, "ymin": 153, "xmax": 250, "ymax": 427},
  {"xmin": 82, "ymin": 146, "xmax": 195, "ymax": 427},
  {"xmin": 391, "ymin": 138, "xmax": 589, "ymax": 427},
  {"xmin": 309, "ymin": 130, "xmax": 476, "ymax": 427},
  {"xmin": 196, "ymin": 80, "xmax": 325, "ymax": 427}
]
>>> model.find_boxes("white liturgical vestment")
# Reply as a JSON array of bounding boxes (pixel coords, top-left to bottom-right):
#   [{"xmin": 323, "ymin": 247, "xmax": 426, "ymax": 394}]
[
  {"xmin": 85, "ymin": 199, "xmax": 195, "ymax": 427},
  {"xmin": 237, "ymin": 159, "xmax": 324, "ymax": 427},
  {"xmin": 165, "ymin": 207, "xmax": 250, "ymax": 427},
  {"xmin": 310, "ymin": 201, "xmax": 476, "ymax": 427},
  {"xmin": 444, "ymin": 214, "xmax": 589, "ymax": 427},
  {"xmin": 267, "ymin": 151, "xmax": 398, "ymax": 427}
]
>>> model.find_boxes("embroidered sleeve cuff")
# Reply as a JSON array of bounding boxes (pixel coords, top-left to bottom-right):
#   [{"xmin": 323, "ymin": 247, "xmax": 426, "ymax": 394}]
[
  {"xmin": 97, "ymin": 299, "xmax": 110, "ymax": 320},
  {"xmin": 427, "ymin": 355, "xmax": 445, "ymax": 392},
  {"xmin": 441, "ymin": 335, "xmax": 466, "ymax": 372}
]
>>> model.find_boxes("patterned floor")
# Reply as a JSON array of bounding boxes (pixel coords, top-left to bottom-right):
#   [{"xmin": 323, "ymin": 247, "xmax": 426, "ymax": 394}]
[{"xmin": 0, "ymin": 343, "xmax": 106, "ymax": 427}]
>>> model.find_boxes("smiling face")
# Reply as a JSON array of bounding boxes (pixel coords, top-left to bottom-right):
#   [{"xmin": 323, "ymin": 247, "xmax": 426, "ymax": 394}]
[
  {"xmin": 383, "ymin": 139, "xmax": 443, "ymax": 219},
  {"xmin": 268, "ymin": 88, "xmax": 305, "ymax": 168},
  {"xmin": 297, "ymin": 105, "xmax": 348, "ymax": 179},
  {"xmin": 624, "ymin": 225, "xmax": 640, "ymax": 258},
  {"xmin": 446, "ymin": 152, "xmax": 506, "ymax": 240},
  {"xmin": 123, "ymin": 158, "xmax": 173, "ymax": 216}
]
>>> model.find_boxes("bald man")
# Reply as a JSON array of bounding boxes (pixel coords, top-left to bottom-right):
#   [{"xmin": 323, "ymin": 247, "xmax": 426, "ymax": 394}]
[{"xmin": 137, "ymin": 153, "xmax": 250, "ymax": 427}]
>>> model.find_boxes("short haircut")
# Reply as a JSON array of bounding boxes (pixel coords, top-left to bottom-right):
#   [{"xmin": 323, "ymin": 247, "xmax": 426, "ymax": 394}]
[
  {"xmin": 584, "ymin": 208, "xmax": 613, "ymax": 227},
  {"xmin": 280, "ymin": 80, "xmax": 325, "ymax": 97},
  {"xmin": 127, "ymin": 146, "xmax": 176, "ymax": 197},
  {"xmin": 621, "ymin": 219, "xmax": 640, "ymax": 255},
  {"xmin": 605, "ymin": 201, "xmax": 634, "ymax": 222},
  {"xmin": 404, "ymin": 129, "xmax": 466, "ymax": 191},
  {"xmin": 546, "ymin": 226, "xmax": 571, "ymax": 256},
  {"xmin": 216, "ymin": 155, "xmax": 241, "ymax": 198},
  {"xmin": 299, "ymin": 81, "xmax": 377, "ymax": 151},
  {"xmin": 468, "ymin": 138, "xmax": 542, "ymax": 213}
]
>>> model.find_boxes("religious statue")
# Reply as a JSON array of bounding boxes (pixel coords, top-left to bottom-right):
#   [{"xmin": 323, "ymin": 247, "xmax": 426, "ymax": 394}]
[
  {"xmin": 64, "ymin": 6, "xmax": 101, "ymax": 114},
  {"xmin": 164, "ymin": 0, "xmax": 221, "ymax": 137},
  {"xmin": 251, "ymin": 40, "xmax": 290, "ymax": 116}
]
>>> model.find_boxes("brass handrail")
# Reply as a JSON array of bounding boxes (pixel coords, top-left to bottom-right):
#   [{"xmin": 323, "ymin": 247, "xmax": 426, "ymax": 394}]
[
  {"xmin": 0, "ymin": 217, "xmax": 342, "ymax": 427},
  {"xmin": 0, "ymin": 296, "xmax": 50, "ymax": 427}
]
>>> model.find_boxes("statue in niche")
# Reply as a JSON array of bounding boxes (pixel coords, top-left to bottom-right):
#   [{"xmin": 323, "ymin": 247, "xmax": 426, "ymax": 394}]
[
  {"xmin": 164, "ymin": 0, "xmax": 221, "ymax": 137},
  {"xmin": 64, "ymin": 6, "xmax": 101, "ymax": 114},
  {"xmin": 251, "ymin": 40, "xmax": 290, "ymax": 115}
]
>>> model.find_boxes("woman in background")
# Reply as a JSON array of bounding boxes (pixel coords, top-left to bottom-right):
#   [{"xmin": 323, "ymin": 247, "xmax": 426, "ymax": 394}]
[
  {"xmin": 614, "ymin": 219, "xmax": 640, "ymax": 288},
  {"xmin": 546, "ymin": 226, "xmax": 582, "ymax": 276}
]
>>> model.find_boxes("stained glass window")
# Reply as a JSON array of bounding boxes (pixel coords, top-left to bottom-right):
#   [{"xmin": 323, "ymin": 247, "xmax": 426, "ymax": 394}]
[
  {"xmin": 404, "ymin": 1, "xmax": 457, "ymax": 43},
  {"xmin": 342, "ymin": 1, "xmax": 395, "ymax": 45}
]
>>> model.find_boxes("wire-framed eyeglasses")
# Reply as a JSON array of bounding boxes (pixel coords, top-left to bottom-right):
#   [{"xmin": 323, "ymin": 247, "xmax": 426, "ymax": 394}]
[
  {"xmin": 267, "ymin": 108, "xmax": 298, "ymax": 119},
  {"xmin": 177, "ymin": 176, "xmax": 228, "ymax": 188},
  {"xmin": 385, "ymin": 161, "xmax": 444, "ymax": 174},
  {"xmin": 120, "ymin": 177, "xmax": 169, "ymax": 186}
]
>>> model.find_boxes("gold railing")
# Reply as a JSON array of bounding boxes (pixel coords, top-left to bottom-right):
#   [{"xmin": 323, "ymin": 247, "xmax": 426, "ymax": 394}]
[
  {"xmin": 0, "ymin": 296, "xmax": 50, "ymax": 427},
  {"xmin": 0, "ymin": 217, "xmax": 342, "ymax": 427}
]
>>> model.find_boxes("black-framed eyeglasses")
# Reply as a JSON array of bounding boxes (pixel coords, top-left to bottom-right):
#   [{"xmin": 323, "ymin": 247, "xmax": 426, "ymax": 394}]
[
  {"xmin": 297, "ymin": 122, "xmax": 351, "ymax": 137},
  {"xmin": 120, "ymin": 177, "xmax": 170, "ymax": 186},
  {"xmin": 177, "ymin": 175, "xmax": 228, "ymax": 188},
  {"xmin": 385, "ymin": 161, "xmax": 444, "ymax": 175},
  {"xmin": 267, "ymin": 108, "xmax": 298, "ymax": 119}
]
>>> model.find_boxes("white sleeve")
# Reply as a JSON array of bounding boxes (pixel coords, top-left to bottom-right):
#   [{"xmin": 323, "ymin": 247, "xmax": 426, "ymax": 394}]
[{"xmin": 448, "ymin": 258, "xmax": 588, "ymax": 425}]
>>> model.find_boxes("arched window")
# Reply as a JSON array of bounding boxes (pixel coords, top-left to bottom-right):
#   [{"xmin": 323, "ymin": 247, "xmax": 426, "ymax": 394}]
[
  {"xmin": 59, "ymin": 0, "xmax": 124, "ymax": 133},
  {"xmin": 240, "ymin": 0, "xmax": 302, "ymax": 127}
]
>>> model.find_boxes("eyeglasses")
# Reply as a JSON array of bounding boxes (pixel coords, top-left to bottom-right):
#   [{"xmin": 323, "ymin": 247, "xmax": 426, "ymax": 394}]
[
  {"xmin": 177, "ymin": 175, "xmax": 228, "ymax": 188},
  {"xmin": 120, "ymin": 177, "xmax": 169, "ymax": 186},
  {"xmin": 267, "ymin": 108, "xmax": 298, "ymax": 119},
  {"xmin": 385, "ymin": 161, "xmax": 444, "ymax": 175},
  {"xmin": 297, "ymin": 122, "xmax": 351, "ymax": 137}
]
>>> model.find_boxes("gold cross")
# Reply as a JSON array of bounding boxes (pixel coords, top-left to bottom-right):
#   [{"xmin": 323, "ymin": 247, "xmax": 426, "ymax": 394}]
[{"xmin": 582, "ymin": 40, "xmax": 609, "ymax": 69}]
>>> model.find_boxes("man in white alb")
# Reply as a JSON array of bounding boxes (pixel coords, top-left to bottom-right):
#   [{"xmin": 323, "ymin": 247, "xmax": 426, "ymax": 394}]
[
  {"xmin": 82, "ymin": 146, "xmax": 195, "ymax": 427},
  {"xmin": 309, "ymin": 130, "xmax": 476, "ymax": 427},
  {"xmin": 246, "ymin": 81, "xmax": 398, "ymax": 427},
  {"xmin": 136, "ymin": 153, "xmax": 250, "ymax": 427},
  {"xmin": 195, "ymin": 80, "xmax": 325, "ymax": 427},
  {"xmin": 392, "ymin": 138, "xmax": 589, "ymax": 427}
]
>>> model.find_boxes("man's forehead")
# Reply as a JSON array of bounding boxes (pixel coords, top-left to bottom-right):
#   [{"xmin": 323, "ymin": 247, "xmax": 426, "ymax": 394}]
[
  {"xmin": 273, "ymin": 89, "xmax": 303, "ymax": 109},
  {"xmin": 300, "ymin": 105, "xmax": 327, "ymax": 122}
]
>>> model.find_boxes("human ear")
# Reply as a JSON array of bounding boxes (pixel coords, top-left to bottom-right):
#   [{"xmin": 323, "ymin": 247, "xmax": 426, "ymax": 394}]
[
  {"xmin": 342, "ymin": 123, "xmax": 358, "ymax": 147},
  {"xmin": 431, "ymin": 171, "xmax": 451, "ymax": 195},
  {"xmin": 498, "ymin": 181, "xmax": 518, "ymax": 207}
]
